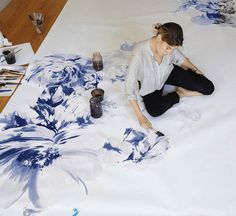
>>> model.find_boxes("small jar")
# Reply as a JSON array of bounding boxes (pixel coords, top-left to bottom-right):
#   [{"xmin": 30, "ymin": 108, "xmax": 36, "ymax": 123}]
[
  {"xmin": 92, "ymin": 52, "xmax": 103, "ymax": 71},
  {"xmin": 2, "ymin": 49, "xmax": 16, "ymax": 64},
  {"xmin": 90, "ymin": 96, "xmax": 102, "ymax": 118},
  {"xmin": 91, "ymin": 88, "xmax": 104, "ymax": 102}
]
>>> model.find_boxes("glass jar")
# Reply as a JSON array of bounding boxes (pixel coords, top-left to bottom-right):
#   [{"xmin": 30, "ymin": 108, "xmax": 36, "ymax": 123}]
[
  {"xmin": 92, "ymin": 52, "xmax": 103, "ymax": 71},
  {"xmin": 90, "ymin": 96, "xmax": 102, "ymax": 118}
]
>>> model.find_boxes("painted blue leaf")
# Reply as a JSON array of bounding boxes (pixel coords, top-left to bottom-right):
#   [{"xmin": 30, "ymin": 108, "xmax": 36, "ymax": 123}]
[
  {"xmin": 0, "ymin": 133, "xmax": 53, "ymax": 145},
  {"xmin": 103, "ymin": 142, "xmax": 122, "ymax": 154}
]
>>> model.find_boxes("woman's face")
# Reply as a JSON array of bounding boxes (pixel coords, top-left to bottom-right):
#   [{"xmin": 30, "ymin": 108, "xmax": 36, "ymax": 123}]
[{"xmin": 155, "ymin": 35, "xmax": 179, "ymax": 56}]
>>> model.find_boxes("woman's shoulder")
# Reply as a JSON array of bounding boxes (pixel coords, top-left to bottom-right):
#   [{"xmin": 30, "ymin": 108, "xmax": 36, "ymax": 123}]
[
  {"xmin": 135, "ymin": 39, "xmax": 150, "ymax": 49},
  {"xmin": 133, "ymin": 39, "xmax": 151, "ymax": 56}
]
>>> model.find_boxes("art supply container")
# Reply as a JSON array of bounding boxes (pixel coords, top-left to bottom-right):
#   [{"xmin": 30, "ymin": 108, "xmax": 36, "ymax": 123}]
[
  {"xmin": 90, "ymin": 96, "xmax": 103, "ymax": 118},
  {"xmin": 92, "ymin": 52, "xmax": 103, "ymax": 71},
  {"xmin": 2, "ymin": 49, "xmax": 16, "ymax": 64},
  {"xmin": 91, "ymin": 88, "xmax": 104, "ymax": 102}
]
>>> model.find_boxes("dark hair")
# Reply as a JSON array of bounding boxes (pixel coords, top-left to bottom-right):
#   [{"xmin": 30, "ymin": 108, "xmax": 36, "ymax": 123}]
[{"xmin": 154, "ymin": 22, "xmax": 183, "ymax": 46}]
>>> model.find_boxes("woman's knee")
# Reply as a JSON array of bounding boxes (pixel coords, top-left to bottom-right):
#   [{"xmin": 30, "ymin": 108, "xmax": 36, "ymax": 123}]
[
  {"xmin": 149, "ymin": 110, "xmax": 163, "ymax": 117},
  {"xmin": 200, "ymin": 80, "xmax": 215, "ymax": 95},
  {"xmin": 195, "ymin": 75, "xmax": 214, "ymax": 95},
  {"xmin": 146, "ymin": 106, "xmax": 163, "ymax": 117},
  {"xmin": 205, "ymin": 80, "xmax": 214, "ymax": 95}
]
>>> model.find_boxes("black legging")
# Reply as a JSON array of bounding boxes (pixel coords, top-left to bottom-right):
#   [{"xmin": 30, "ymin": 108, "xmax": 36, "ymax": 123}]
[{"xmin": 142, "ymin": 65, "xmax": 215, "ymax": 117}]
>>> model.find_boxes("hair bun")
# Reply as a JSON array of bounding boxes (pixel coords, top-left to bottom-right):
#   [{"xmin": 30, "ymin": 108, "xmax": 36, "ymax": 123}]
[
  {"xmin": 152, "ymin": 23, "xmax": 162, "ymax": 35},
  {"xmin": 154, "ymin": 23, "xmax": 162, "ymax": 30}
]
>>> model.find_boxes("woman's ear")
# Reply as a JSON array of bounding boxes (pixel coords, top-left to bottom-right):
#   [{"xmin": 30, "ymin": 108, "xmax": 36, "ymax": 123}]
[{"xmin": 156, "ymin": 34, "xmax": 162, "ymax": 41}]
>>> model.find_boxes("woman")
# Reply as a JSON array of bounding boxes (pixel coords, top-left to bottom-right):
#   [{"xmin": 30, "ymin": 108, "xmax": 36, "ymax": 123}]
[{"xmin": 125, "ymin": 22, "xmax": 214, "ymax": 129}]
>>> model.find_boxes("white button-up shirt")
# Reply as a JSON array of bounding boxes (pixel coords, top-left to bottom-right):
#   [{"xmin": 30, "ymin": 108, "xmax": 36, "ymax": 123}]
[{"xmin": 125, "ymin": 39, "xmax": 185, "ymax": 100}]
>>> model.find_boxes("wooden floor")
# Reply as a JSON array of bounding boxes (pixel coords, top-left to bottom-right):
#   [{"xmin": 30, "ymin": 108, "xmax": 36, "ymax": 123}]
[{"xmin": 0, "ymin": 0, "xmax": 68, "ymax": 112}]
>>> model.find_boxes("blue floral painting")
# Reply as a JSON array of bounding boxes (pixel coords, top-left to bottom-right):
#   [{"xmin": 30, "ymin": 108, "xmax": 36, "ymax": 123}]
[
  {"xmin": 0, "ymin": 49, "xmax": 169, "ymax": 213},
  {"xmin": 177, "ymin": 0, "xmax": 236, "ymax": 27}
]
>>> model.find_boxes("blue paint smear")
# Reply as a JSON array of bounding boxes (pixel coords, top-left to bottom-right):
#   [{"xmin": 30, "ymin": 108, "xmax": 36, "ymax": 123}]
[
  {"xmin": 76, "ymin": 116, "xmax": 93, "ymax": 128},
  {"xmin": 122, "ymin": 152, "xmax": 134, "ymax": 162},
  {"xmin": 121, "ymin": 128, "xmax": 169, "ymax": 163},
  {"xmin": 0, "ymin": 89, "xmax": 12, "ymax": 92},
  {"xmin": 1, "ymin": 113, "xmax": 28, "ymax": 130},
  {"xmin": 72, "ymin": 208, "xmax": 79, "ymax": 216},
  {"xmin": 0, "ymin": 146, "xmax": 60, "ymax": 169},
  {"xmin": 120, "ymin": 41, "xmax": 135, "ymax": 51},
  {"xmin": 177, "ymin": 0, "xmax": 236, "ymax": 27},
  {"xmin": 54, "ymin": 131, "xmax": 80, "ymax": 145},
  {"xmin": 15, "ymin": 125, "xmax": 38, "ymax": 132},
  {"xmin": 23, "ymin": 208, "xmax": 41, "ymax": 216},
  {"xmin": 103, "ymin": 142, "xmax": 122, "ymax": 154},
  {"xmin": 17, "ymin": 148, "xmax": 61, "ymax": 169},
  {"xmin": 0, "ymin": 133, "xmax": 53, "ymax": 145},
  {"xmin": 123, "ymin": 128, "xmax": 146, "ymax": 149}
]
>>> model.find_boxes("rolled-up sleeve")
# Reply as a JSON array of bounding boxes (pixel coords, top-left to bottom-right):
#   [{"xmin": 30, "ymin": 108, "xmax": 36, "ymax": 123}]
[
  {"xmin": 125, "ymin": 54, "xmax": 140, "ymax": 101},
  {"xmin": 172, "ymin": 48, "xmax": 185, "ymax": 65}
]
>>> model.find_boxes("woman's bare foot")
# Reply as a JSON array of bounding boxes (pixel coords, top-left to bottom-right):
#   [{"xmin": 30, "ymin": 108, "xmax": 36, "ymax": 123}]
[{"xmin": 176, "ymin": 87, "xmax": 202, "ymax": 97}]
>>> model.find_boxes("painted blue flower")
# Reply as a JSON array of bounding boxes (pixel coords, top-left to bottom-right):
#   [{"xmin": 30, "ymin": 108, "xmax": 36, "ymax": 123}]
[
  {"xmin": 122, "ymin": 128, "xmax": 170, "ymax": 163},
  {"xmin": 0, "ymin": 54, "xmax": 102, "ymax": 209},
  {"xmin": 0, "ymin": 106, "xmax": 97, "ymax": 208},
  {"xmin": 177, "ymin": 0, "xmax": 236, "ymax": 26},
  {"xmin": 102, "ymin": 128, "xmax": 170, "ymax": 164},
  {"xmin": 26, "ymin": 54, "xmax": 102, "ymax": 90}
]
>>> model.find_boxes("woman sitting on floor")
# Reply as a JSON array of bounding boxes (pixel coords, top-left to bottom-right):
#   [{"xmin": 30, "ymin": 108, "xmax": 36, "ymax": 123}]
[{"xmin": 125, "ymin": 22, "xmax": 214, "ymax": 129}]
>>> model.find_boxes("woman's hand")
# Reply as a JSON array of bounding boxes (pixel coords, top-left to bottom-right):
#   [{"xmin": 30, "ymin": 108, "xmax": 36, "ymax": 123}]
[
  {"xmin": 195, "ymin": 68, "xmax": 203, "ymax": 75},
  {"xmin": 182, "ymin": 58, "xmax": 204, "ymax": 75},
  {"xmin": 138, "ymin": 114, "xmax": 153, "ymax": 129},
  {"xmin": 128, "ymin": 100, "xmax": 153, "ymax": 129}
]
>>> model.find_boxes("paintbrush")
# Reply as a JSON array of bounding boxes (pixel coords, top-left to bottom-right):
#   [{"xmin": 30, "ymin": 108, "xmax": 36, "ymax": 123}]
[
  {"xmin": 149, "ymin": 127, "xmax": 165, "ymax": 136},
  {"xmin": 1, "ymin": 77, "xmax": 19, "ymax": 80},
  {"xmin": 0, "ymin": 82, "xmax": 19, "ymax": 86},
  {"xmin": 0, "ymin": 75, "xmax": 20, "ymax": 78},
  {"xmin": 0, "ymin": 69, "xmax": 24, "ymax": 75}
]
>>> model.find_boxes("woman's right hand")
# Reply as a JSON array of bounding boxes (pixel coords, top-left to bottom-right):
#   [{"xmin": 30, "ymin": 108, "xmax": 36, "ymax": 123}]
[
  {"xmin": 128, "ymin": 99, "xmax": 153, "ymax": 129},
  {"xmin": 138, "ymin": 114, "xmax": 153, "ymax": 129}
]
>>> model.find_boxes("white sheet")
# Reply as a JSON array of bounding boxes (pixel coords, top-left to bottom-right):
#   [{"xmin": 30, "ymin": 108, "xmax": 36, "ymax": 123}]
[{"xmin": 1, "ymin": 0, "xmax": 236, "ymax": 215}]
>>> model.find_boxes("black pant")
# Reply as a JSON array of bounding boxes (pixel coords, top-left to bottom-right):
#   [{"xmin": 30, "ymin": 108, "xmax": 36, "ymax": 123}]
[{"xmin": 142, "ymin": 65, "xmax": 214, "ymax": 117}]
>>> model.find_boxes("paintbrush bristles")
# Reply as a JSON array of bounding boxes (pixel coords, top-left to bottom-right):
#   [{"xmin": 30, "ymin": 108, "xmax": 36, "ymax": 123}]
[{"xmin": 28, "ymin": 12, "xmax": 45, "ymax": 34}]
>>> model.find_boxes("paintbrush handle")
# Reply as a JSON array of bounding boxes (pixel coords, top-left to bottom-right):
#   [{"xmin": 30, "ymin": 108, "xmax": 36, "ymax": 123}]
[
  {"xmin": 0, "ymin": 82, "xmax": 19, "ymax": 85},
  {"xmin": 28, "ymin": 14, "xmax": 34, "ymax": 21},
  {"xmin": 0, "ymin": 70, "xmax": 23, "ymax": 75}
]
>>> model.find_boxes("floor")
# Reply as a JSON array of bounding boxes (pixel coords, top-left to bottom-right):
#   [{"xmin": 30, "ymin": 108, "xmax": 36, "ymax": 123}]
[{"xmin": 0, "ymin": 0, "xmax": 68, "ymax": 112}]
